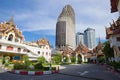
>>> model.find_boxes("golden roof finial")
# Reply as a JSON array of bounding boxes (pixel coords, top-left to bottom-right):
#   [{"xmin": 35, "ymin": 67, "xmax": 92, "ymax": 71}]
[{"xmin": 110, "ymin": 22, "xmax": 114, "ymax": 29}]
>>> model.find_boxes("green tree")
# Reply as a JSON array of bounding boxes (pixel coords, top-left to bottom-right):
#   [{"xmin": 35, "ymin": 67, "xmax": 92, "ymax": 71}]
[
  {"xmin": 64, "ymin": 56, "xmax": 69, "ymax": 63},
  {"xmin": 37, "ymin": 56, "xmax": 46, "ymax": 64},
  {"xmin": 102, "ymin": 41, "xmax": 114, "ymax": 61},
  {"xmin": 71, "ymin": 56, "xmax": 76, "ymax": 63},
  {"xmin": 97, "ymin": 55, "xmax": 105, "ymax": 63},
  {"xmin": 22, "ymin": 55, "xmax": 30, "ymax": 66},
  {"xmin": 52, "ymin": 53, "xmax": 62, "ymax": 64},
  {"xmin": 78, "ymin": 57, "xmax": 82, "ymax": 64},
  {"xmin": 4, "ymin": 56, "xmax": 10, "ymax": 66}
]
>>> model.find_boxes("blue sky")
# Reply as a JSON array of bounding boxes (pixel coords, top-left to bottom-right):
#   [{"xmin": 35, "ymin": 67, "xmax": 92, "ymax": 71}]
[{"xmin": 0, "ymin": 0, "xmax": 119, "ymax": 47}]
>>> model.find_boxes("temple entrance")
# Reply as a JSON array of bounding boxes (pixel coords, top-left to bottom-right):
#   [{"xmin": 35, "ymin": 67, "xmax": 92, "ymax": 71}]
[{"xmin": 77, "ymin": 54, "xmax": 82, "ymax": 64}]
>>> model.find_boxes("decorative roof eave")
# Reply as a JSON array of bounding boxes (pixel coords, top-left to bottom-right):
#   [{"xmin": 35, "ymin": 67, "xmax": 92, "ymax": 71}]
[
  {"xmin": 61, "ymin": 46, "xmax": 74, "ymax": 56},
  {"xmin": 37, "ymin": 38, "xmax": 50, "ymax": 46},
  {"xmin": 2, "ymin": 26, "xmax": 24, "ymax": 40},
  {"xmin": 106, "ymin": 26, "xmax": 120, "ymax": 39},
  {"xmin": 105, "ymin": 18, "xmax": 120, "ymax": 39},
  {"xmin": 74, "ymin": 42, "xmax": 89, "ymax": 54},
  {"xmin": 0, "ymin": 29, "xmax": 5, "ymax": 32}
]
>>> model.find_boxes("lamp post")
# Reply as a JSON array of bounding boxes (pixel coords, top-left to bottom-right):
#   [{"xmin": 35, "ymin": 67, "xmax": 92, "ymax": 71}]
[{"xmin": 49, "ymin": 58, "xmax": 52, "ymax": 70}]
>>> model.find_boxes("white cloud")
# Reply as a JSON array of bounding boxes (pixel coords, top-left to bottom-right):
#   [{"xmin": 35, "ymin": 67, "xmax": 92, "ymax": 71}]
[{"xmin": 0, "ymin": 0, "xmax": 119, "ymax": 39}]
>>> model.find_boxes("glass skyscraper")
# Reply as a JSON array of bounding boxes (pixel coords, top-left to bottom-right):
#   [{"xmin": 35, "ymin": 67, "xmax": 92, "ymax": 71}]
[
  {"xmin": 76, "ymin": 32, "xmax": 84, "ymax": 47},
  {"xmin": 84, "ymin": 28, "xmax": 96, "ymax": 49}
]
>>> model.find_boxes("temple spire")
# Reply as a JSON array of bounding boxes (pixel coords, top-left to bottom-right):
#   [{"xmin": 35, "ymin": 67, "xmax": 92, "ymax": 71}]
[
  {"xmin": 98, "ymin": 36, "xmax": 101, "ymax": 43},
  {"xmin": 8, "ymin": 15, "xmax": 14, "ymax": 25}
]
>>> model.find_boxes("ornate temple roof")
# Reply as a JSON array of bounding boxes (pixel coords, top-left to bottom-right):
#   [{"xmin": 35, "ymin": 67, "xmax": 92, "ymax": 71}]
[
  {"xmin": 62, "ymin": 45, "xmax": 74, "ymax": 56},
  {"xmin": 106, "ymin": 17, "xmax": 120, "ymax": 39},
  {"xmin": 37, "ymin": 38, "xmax": 50, "ymax": 46},
  {"xmin": 93, "ymin": 38, "xmax": 103, "ymax": 53},
  {"xmin": 0, "ymin": 17, "xmax": 24, "ymax": 40},
  {"xmin": 74, "ymin": 42, "xmax": 89, "ymax": 55}
]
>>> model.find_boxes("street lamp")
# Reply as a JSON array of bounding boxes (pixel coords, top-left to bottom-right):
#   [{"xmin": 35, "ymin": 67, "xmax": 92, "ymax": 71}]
[{"xmin": 49, "ymin": 58, "xmax": 52, "ymax": 70}]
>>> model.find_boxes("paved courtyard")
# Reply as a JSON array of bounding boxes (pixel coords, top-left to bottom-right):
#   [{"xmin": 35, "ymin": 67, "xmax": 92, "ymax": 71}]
[{"xmin": 0, "ymin": 64, "xmax": 120, "ymax": 80}]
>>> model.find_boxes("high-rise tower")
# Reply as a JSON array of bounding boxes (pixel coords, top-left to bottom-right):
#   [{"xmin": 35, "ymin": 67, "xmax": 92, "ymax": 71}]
[
  {"xmin": 76, "ymin": 32, "xmax": 84, "ymax": 47},
  {"xmin": 56, "ymin": 5, "xmax": 76, "ymax": 50},
  {"xmin": 84, "ymin": 28, "xmax": 96, "ymax": 49}
]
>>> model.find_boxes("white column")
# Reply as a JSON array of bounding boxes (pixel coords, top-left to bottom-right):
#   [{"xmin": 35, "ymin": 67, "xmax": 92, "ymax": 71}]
[
  {"xmin": 69, "ymin": 57, "xmax": 71, "ymax": 63},
  {"xmin": 76, "ymin": 54, "xmax": 78, "ymax": 64},
  {"xmin": 67, "ymin": 54, "xmax": 71, "ymax": 63},
  {"xmin": 81, "ymin": 55, "xmax": 85, "ymax": 62},
  {"xmin": 84, "ymin": 57, "xmax": 88, "ymax": 62},
  {"xmin": 62, "ymin": 57, "xmax": 64, "ymax": 62}
]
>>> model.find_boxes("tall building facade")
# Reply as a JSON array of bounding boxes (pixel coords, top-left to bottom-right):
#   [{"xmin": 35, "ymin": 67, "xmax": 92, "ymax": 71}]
[
  {"xmin": 56, "ymin": 5, "xmax": 76, "ymax": 50},
  {"xmin": 84, "ymin": 28, "xmax": 96, "ymax": 49},
  {"xmin": 76, "ymin": 32, "xmax": 84, "ymax": 47}
]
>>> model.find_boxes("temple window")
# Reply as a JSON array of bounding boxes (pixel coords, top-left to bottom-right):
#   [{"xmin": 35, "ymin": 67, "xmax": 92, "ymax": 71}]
[
  {"xmin": 15, "ymin": 38, "xmax": 19, "ymax": 42},
  {"xmin": 42, "ymin": 52, "xmax": 44, "ymax": 55},
  {"xmin": 46, "ymin": 52, "xmax": 48, "ymax": 56},
  {"xmin": 27, "ymin": 50, "xmax": 30, "ymax": 53},
  {"xmin": 18, "ymin": 48, "xmax": 21, "ymax": 52},
  {"xmin": 8, "ymin": 34, "xmax": 13, "ymax": 41},
  {"xmin": 39, "ymin": 46, "xmax": 42, "ymax": 48},
  {"xmin": 0, "ymin": 45, "xmax": 1, "ymax": 49},
  {"xmin": 46, "ymin": 47, "xmax": 48, "ymax": 49},
  {"xmin": 6, "ymin": 46, "xmax": 13, "ymax": 51},
  {"xmin": 38, "ymin": 51, "xmax": 40, "ymax": 54},
  {"xmin": 23, "ymin": 49, "xmax": 27, "ymax": 52}
]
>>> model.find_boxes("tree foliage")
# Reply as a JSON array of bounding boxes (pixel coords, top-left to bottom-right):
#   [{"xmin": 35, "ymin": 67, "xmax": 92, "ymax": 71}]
[
  {"xmin": 63, "ymin": 56, "xmax": 69, "ymax": 62},
  {"xmin": 97, "ymin": 55, "xmax": 105, "ymax": 63},
  {"xmin": 71, "ymin": 56, "xmax": 76, "ymax": 63},
  {"xmin": 22, "ymin": 55, "xmax": 30, "ymax": 66},
  {"xmin": 52, "ymin": 53, "xmax": 62, "ymax": 64},
  {"xmin": 37, "ymin": 56, "xmax": 46, "ymax": 63},
  {"xmin": 102, "ymin": 41, "xmax": 114, "ymax": 60}
]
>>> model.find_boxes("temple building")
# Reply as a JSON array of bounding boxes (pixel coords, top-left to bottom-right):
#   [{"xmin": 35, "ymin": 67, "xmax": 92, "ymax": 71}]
[
  {"xmin": 92, "ymin": 38, "xmax": 105, "ymax": 63},
  {"xmin": 74, "ymin": 42, "xmax": 90, "ymax": 63},
  {"xmin": 105, "ymin": 0, "xmax": 120, "ymax": 61},
  {"xmin": 0, "ymin": 17, "xmax": 51, "ymax": 62},
  {"xmin": 106, "ymin": 18, "xmax": 120, "ymax": 61},
  {"xmin": 56, "ymin": 4, "xmax": 76, "ymax": 51}
]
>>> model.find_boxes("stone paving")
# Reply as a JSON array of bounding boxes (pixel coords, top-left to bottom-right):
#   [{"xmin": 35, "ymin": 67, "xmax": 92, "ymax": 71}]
[{"xmin": 0, "ymin": 64, "xmax": 120, "ymax": 80}]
